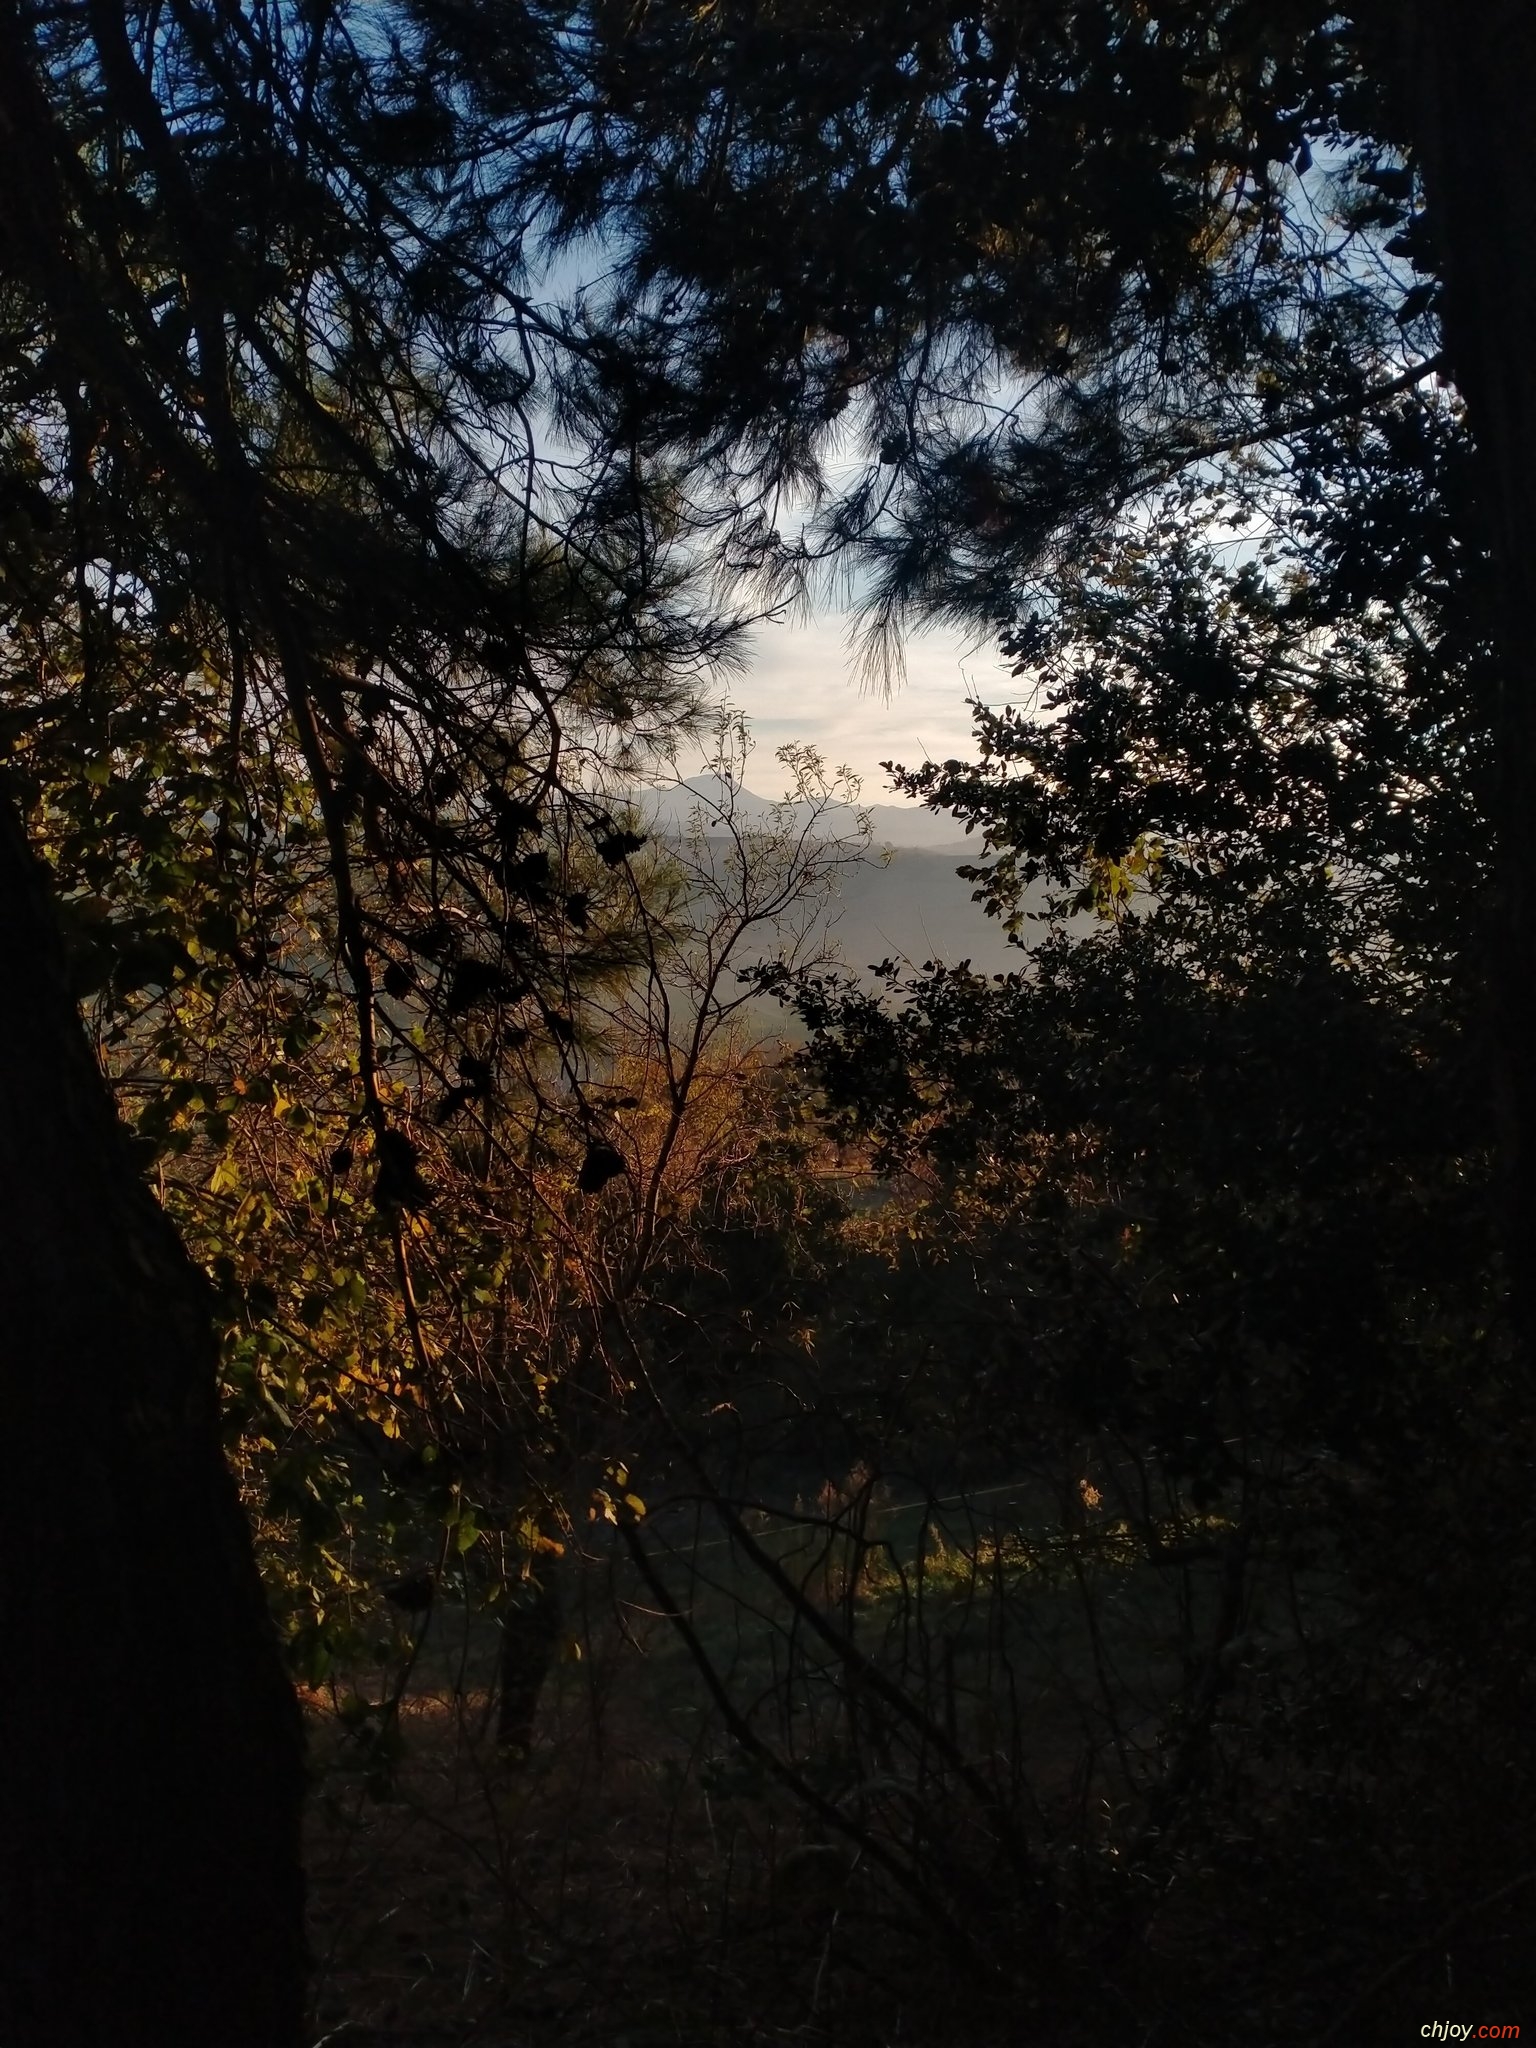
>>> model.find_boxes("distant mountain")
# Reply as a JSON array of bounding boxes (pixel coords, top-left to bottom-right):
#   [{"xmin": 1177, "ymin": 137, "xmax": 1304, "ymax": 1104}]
[
  {"xmin": 627, "ymin": 776, "xmax": 976, "ymax": 851},
  {"xmin": 818, "ymin": 847, "xmax": 1029, "ymax": 978},
  {"xmin": 619, "ymin": 778, "xmax": 1034, "ymax": 1044},
  {"xmin": 864, "ymin": 806, "xmax": 979, "ymax": 852},
  {"xmin": 693, "ymin": 843, "xmax": 1032, "ymax": 1044}
]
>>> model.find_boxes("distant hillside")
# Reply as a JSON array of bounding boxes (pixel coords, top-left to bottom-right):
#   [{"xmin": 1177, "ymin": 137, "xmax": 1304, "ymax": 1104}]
[
  {"xmin": 817, "ymin": 846, "xmax": 1026, "ymax": 978},
  {"xmin": 669, "ymin": 839, "xmax": 1034, "ymax": 1045},
  {"xmin": 629, "ymin": 775, "xmax": 978, "ymax": 852},
  {"xmin": 621, "ymin": 781, "xmax": 1035, "ymax": 1042}
]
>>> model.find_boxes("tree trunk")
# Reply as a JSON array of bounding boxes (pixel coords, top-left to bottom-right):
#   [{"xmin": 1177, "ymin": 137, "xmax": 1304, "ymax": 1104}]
[
  {"xmin": 498, "ymin": 1574, "xmax": 562, "ymax": 1755},
  {"xmin": 1390, "ymin": 0, "xmax": 1536, "ymax": 1353},
  {"xmin": 0, "ymin": 793, "xmax": 305, "ymax": 2045}
]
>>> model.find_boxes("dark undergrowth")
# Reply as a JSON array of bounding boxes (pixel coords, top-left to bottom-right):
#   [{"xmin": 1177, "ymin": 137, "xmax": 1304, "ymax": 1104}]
[{"xmin": 302, "ymin": 1485, "xmax": 1536, "ymax": 2048}]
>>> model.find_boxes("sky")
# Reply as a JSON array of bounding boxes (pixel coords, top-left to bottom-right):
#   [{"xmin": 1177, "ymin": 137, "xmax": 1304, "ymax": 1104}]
[{"xmin": 680, "ymin": 606, "xmax": 1013, "ymax": 806}]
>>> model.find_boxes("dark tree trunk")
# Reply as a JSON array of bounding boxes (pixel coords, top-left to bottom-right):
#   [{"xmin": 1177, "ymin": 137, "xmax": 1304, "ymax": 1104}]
[
  {"xmin": 497, "ymin": 1575, "xmax": 562, "ymax": 1755},
  {"xmin": 1389, "ymin": 0, "xmax": 1536, "ymax": 1352},
  {"xmin": 0, "ymin": 794, "xmax": 305, "ymax": 2045}
]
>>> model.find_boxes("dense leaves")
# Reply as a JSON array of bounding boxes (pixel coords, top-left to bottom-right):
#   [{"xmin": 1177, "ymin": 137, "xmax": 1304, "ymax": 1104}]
[
  {"xmin": 482, "ymin": 0, "xmax": 1441, "ymax": 666},
  {"xmin": 4, "ymin": 3, "xmax": 1534, "ymax": 2040}
]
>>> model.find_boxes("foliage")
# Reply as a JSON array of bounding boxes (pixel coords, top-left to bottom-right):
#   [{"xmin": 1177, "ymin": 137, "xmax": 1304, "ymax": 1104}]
[
  {"xmin": 702, "ymin": 365, "xmax": 1533, "ymax": 2024},
  {"xmin": 4, "ymin": 5, "xmax": 1533, "ymax": 2040},
  {"xmin": 0, "ymin": 0, "xmax": 751, "ymax": 1168},
  {"xmin": 0, "ymin": 2, "xmax": 765, "ymax": 1686},
  {"xmin": 19, "ymin": 668, "xmax": 875, "ymax": 1684},
  {"xmin": 492, "ymin": 0, "xmax": 1439, "ymax": 667}
]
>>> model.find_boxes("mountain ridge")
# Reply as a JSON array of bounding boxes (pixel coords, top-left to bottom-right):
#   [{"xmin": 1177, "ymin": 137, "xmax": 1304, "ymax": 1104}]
[{"xmin": 627, "ymin": 775, "xmax": 978, "ymax": 852}]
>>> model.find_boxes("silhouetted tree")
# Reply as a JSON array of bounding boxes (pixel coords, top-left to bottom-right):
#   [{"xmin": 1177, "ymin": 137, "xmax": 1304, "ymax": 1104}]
[
  {"xmin": 497, "ymin": 0, "xmax": 1533, "ymax": 1340},
  {"xmin": 0, "ymin": 2, "xmax": 730, "ymax": 2034}
]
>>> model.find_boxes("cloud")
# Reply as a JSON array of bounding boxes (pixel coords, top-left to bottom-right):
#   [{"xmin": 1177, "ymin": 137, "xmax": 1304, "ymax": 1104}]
[{"xmin": 687, "ymin": 611, "xmax": 1007, "ymax": 801}]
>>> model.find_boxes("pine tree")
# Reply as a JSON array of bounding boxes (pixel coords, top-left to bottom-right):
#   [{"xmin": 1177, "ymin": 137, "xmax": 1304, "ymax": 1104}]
[
  {"xmin": 0, "ymin": 4, "xmax": 730, "ymax": 2034},
  {"xmin": 496, "ymin": 0, "xmax": 1534, "ymax": 1347}
]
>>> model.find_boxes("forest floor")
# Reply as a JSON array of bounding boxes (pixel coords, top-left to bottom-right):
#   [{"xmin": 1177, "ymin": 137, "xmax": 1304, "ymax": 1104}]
[
  {"xmin": 301, "ymin": 1651, "xmax": 1034, "ymax": 2048},
  {"xmin": 300, "ymin": 1505, "xmax": 1096, "ymax": 2048},
  {"xmin": 299, "ymin": 1500, "xmax": 1536, "ymax": 2048}
]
